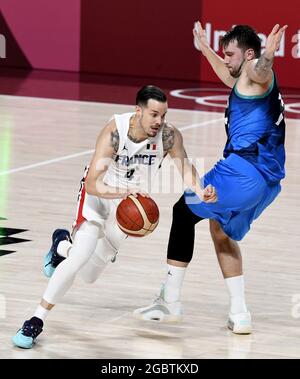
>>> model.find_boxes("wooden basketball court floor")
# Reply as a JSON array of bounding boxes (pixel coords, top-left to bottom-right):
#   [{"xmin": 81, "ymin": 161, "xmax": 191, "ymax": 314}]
[{"xmin": 0, "ymin": 94, "xmax": 300, "ymax": 359}]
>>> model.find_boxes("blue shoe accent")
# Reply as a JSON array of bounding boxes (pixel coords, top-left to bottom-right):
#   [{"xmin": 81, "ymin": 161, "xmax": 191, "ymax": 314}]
[
  {"xmin": 12, "ymin": 330, "xmax": 34, "ymax": 349},
  {"xmin": 12, "ymin": 318, "xmax": 43, "ymax": 349},
  {"xmin": 43, "ymin": 229, "xmax": 71, "ymax": 278},
  {"xmin": 44, "ymin": 250, "xmax": 56, "ymax": 278}
]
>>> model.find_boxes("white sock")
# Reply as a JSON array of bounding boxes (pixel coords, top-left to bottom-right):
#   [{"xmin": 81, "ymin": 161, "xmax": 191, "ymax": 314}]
[
  {"xmin": 164, "ymin": 264, "xmax": 186, "ymax": 303},
  {"xmin": 33, "ymin": 305, "xmax": 49, "ymax": 322},
  {"xmin": 57, "ymin": 240, "xmax": 72, "ymax": 258},
  {"xmin": 225, "ymin": 275, "xmax": 248, "ymax": 314}
]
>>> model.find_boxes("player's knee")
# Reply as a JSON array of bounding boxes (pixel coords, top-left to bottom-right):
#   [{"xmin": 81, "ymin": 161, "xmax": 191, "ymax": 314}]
[
  {"xmin": 95, "ymin": 237, "xmax": 115, "ymax": 263},
  {"xmin": 105, "ymin": 220, "xmax": 127, "ymax": 251},
  {"xmin": 81, "ymin": 273, "xmax": 98, "ymax": 284},
  {"xmin": 80, "ymin": 251, "xmax": 109, "ymax": 284}
]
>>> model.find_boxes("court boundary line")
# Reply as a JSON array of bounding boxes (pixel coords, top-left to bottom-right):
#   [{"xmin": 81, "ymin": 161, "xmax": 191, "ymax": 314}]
[
  {"xmin": 0, "ymin": 118, "xmax": 224, "ymax": 176},
  {"xmin": 0, "ymin": 94, "xmax": 227, "ymax": 117}
]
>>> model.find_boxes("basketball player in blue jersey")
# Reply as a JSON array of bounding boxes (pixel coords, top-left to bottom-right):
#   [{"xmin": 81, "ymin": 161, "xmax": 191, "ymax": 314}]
[
  {"xmin": 134, "ymin": 24, "xmax": 287, "ymax": 334},
  {"xmin": 12, "ymin": 85, "xmax": 217, "ymax": 349}
]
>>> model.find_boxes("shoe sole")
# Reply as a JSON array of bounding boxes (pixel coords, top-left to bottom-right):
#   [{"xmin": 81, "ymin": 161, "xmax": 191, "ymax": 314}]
[
  {"xmin": 228, "ymin": 322, "xmax": 252, "ymax": 335},
  {"xmin": 133, "ymin": 312, "xmax": 182, "ymax": 323}
]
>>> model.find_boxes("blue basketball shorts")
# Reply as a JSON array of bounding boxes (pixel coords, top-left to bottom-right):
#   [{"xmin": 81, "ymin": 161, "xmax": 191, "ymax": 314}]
[{"xmin": 185, "ymin": 153, "xmax": 281, "ymax": 241}]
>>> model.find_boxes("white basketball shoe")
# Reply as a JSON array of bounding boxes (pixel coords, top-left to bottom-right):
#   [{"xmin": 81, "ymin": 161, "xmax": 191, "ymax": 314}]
[
  {"xmin": 133, "ymin": 286, "xmax": 182, "ymax": 323},
  {"xmin": 227, "ymin": 311, "xmax": 252, "ymax": 334}
]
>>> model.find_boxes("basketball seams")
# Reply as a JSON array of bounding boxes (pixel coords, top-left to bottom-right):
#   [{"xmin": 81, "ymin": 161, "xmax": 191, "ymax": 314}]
[
  {"xmin": 137, "ymin": 196, "xmax": 160, "ymax": 223},
  {"xmin": 118, "ymin": 225, "xmax": 150, "ymax": 236},
  {"xmin": 116, "ymin": 204, "xmax": 143, "ymax": 231},
  {"xmin": 129, "ymin": 196, "xmax": 152, "ymax": 230},
  {"xmin": 116, "ymin": 195, "xmax": 159, "ymax": 237}
]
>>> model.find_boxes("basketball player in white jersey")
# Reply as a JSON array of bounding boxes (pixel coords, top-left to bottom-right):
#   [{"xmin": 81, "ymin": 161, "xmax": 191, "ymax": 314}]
[{"xmin": 12, "ymin": 85, "xmax": 217, "ymax": 348}]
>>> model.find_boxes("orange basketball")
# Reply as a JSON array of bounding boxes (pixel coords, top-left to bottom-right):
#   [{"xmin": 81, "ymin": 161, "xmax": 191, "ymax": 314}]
[{"xmin": 116, "ymin": 195, "xmax": 159, "ymax": 237}]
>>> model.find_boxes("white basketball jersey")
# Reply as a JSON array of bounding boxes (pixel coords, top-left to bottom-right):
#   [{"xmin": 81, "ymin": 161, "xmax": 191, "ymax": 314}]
[{"xmin": 103, "ymin": 112, "xmax": 165, "ymax": 192}]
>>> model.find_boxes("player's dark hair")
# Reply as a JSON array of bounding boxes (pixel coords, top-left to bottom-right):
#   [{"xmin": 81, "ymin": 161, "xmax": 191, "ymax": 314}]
[
  {"xmin": 221, "ymin": 25, "xmax": 262, "ymax": 58},
  {"xmin": 136, "ymin": 85, "xmax": 167, "ymax": 107}
]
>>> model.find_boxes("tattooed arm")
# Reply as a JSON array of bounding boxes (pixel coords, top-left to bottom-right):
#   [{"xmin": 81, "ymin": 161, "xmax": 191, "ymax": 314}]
[
  {"xmin": 110, "ymin": 128, "xmax": 120, "ymax": 153},
  {"xmin": 85, "ymin": 119, "xmax": 144, "ymax": 199},
  {"xmin": 246, "ymin": 24, "xmax": 288, "ymax": 84},
  {"xmin": 162, "ymin": 124, "xmax": 175, "ymax": 153}
]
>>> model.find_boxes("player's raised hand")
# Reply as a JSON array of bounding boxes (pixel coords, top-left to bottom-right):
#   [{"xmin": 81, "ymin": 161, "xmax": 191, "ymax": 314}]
[
  {"xmin": 193, "ymin": 21, "xmax": 210, "ymax": 52},
  {"xmin": 265, "ymin": 24, "xmax": 288, "ymax": 55}
]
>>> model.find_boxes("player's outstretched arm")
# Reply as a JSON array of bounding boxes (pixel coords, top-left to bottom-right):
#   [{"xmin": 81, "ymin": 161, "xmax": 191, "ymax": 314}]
[
  {"xmin": 246, "ymin": 24, "xmax": 288, "ymax": 84},
  {"xmin": 168, "ymin": 127, "xmax": 217, "ymax": 203},
  {"xmin": 193, "ymin": 21, "xmax": 236, "ymax": 88}
]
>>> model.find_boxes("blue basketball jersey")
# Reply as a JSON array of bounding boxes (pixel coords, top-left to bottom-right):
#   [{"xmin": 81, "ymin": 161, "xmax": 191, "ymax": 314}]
[{"xmin": 223, "ymin": 74, "xmax": 286, "ymax": 184}]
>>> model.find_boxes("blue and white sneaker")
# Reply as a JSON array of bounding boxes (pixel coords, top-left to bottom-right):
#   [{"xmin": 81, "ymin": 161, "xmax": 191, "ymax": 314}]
[
  {"xmin": 12, "ymin": 317, "xmax": 43, "ymax": 349},
  {"xmin": 44, "ymin": 229, "xmax": 71, "ymax": 278}
]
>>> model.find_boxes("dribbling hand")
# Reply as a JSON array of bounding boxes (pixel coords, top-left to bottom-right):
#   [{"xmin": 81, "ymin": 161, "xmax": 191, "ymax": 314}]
[{"xmin": 124, "ymin": 188, "xmax": 149, "ymax": 199}]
